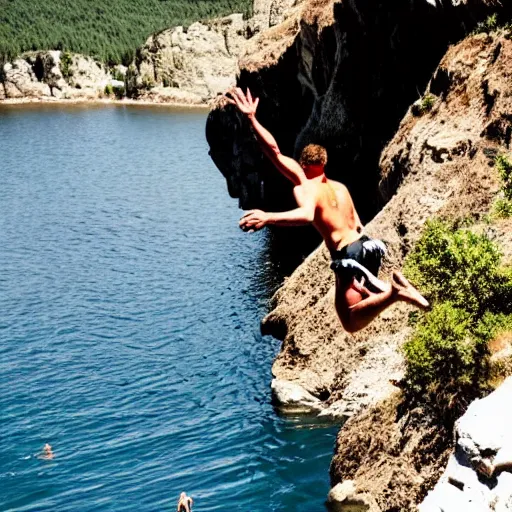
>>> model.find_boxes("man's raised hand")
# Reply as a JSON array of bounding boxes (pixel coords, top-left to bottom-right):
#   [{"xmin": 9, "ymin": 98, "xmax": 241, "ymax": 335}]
[
  {"xmin": 226, "ymin": 87, "xmax": 259, "ymax": 117},
  {"xmin": 239, "ymin": 209, "xmax": 268, "ymax": 233}
]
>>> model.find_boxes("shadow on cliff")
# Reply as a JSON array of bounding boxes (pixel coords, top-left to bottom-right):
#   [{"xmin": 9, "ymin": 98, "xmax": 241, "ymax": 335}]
[{"xmin": 206, "ymin": 0, "xmax": 507, "ymax": 242}]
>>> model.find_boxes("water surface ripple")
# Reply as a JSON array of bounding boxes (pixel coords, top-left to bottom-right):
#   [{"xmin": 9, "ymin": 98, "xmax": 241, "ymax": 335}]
[{"xmin": 0, "ymin": 105, "xmax": 337, "ymax": 512}]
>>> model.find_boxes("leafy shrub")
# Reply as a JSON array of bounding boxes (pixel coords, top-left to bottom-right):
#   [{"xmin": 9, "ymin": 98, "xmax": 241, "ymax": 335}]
[
  {"xmin": 104, "ymin": 84, "xmax": 113, "ymax": 96},
  {"xmin": 411, "ymin": 93, "xmax": 437, "ymax": 116},
  {"xmin": 112, "ymin": 69, "xmax": 125, "ymax": 82},
  {"xmin": 421, "ymin": 93, "xmax": 436, "ymax": 112},
  {"xmin": 403, "ymin": 220, "xmax": 505, "ymax": 316},
  {"xmin": 403, "ymin": 303, "xmax": 482, "ymax": 391},
  {"xmin": 496, "ymin": 154, "xmax": 512, "ymax": 201},
  {"xmin": 472, "ymin": 13, "xmax": 512, "ymax": 36},
  {"xmin": 60, "ymin": 51, "xmax": 73, "ymax": 79},
  {"xmin": 403, "ymin": 221, "xmax": 512, "ymax": 402},
  {"xmin": 404, "ymin": 306, "xmax": 512, "ymax": 394},
  {"xmin": 493, "ymin": 198, "xmax": 512, "ymax": 218},
  {"xmin": 473, "ymin": 13, "xmax": 499, "ymax": 34}
]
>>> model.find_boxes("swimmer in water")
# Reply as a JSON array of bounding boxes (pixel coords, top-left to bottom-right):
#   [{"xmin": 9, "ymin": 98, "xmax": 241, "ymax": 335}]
[
  {"xmin": 177, "ymin": 492, "xmax": 193, "ymax": 512},
  {"xmin": 38, "ymin": 443, "xmax": 54, "ymax": 460}
]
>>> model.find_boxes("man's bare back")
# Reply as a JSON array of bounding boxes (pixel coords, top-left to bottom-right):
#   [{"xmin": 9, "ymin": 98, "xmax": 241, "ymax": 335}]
[{"xmin": 299, "ymin": 177, "xmax": 363, "ymax": 252}]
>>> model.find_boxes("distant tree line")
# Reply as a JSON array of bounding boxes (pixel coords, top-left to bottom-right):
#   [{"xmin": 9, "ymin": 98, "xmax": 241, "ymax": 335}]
[{"xmin": 0, "ymin": 0, "xmax": 252, "ymax": 65}]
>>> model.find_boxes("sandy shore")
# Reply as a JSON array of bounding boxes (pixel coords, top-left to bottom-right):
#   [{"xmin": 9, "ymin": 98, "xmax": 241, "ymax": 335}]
[{"xmin": 0, "ymin": 97, "xmax": 211, "ymax": 110}]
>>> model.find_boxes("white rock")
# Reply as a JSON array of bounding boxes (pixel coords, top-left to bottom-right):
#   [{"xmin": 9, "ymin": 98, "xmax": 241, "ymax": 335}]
[
  {"xmin": 419, "ymin": 377, "xmax": 512, "ymax": 512},
  {"xmin": 271, "ymin": 378, "xmax": 325, "ymax": 412},
  {"xmin": 327, "ymin": 480, "xmax": 381, "ymax": 511},
  {"xmin": 127, "ymin": 14, "xmax": 249, "ymax": 101},
  {"xmin": 1, "ymin": 51, "xmax": 113, "ymax": 100}
]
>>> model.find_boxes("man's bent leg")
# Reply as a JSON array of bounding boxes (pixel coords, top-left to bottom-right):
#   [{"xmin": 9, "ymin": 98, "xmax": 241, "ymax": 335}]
[
  {"xmin": 336, "ymin": 278, "xmax": 398, "ymax": 333},
  {"xmin": 335, "ymin": 273, "xmax": 428, "ymax": 333}
]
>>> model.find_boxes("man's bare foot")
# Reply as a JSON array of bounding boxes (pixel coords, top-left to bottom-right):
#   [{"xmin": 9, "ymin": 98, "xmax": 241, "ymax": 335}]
[{"xmin": 392, "ymin": 271, "xmax": 429, "ymax": 309}]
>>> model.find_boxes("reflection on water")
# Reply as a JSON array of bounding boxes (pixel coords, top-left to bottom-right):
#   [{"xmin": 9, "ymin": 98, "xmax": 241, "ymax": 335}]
[{"xmin": 0, "ymin": 104, "xmax": 337, "ymax": 512}]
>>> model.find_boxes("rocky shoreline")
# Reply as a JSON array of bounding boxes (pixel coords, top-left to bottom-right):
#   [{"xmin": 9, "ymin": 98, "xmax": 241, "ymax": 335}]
[
  {"xmin": 0, "ymin": 97, "xmax": 210, "ymax": 109},
  {"xmin": 0, "ymin": 0, "xmax": 299, "ymax": 106}
]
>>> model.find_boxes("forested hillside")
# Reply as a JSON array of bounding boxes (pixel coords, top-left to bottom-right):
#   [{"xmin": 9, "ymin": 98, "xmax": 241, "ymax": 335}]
[{"xmin": 0, "ymin": 0, "xmax": 252, "ymax": 64}]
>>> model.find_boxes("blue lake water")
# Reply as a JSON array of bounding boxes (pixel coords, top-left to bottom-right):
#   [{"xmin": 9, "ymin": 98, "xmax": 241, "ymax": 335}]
[{"xmin": 0, "ymin": 105, "xmax": 337, "ymax": 512}]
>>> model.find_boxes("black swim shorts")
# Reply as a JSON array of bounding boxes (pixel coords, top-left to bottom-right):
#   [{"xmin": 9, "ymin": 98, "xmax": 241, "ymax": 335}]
[{"xmin": 330, "ymin": 235, "xmax": 387, "ymax": 288}]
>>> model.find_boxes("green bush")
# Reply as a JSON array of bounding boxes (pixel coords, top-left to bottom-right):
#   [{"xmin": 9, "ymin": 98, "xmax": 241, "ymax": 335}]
[
  {"xmin": 473, "ymin": 13, "xmax": 499, "ymax": 34},
  {"xmin": 421, "ymin": 93, "xmax": 436, "ymax": 112},
  {"xmin": 104, "ymin": 84, "xmax": 113, "ymax": 96},
  {"xmin": 60, "ymin": 51, "xmax": 73, "ymax": 79},
  {"xmin": 411, "ymin": 93, "xmax": 437, "ymax": 117},
  {"xmin": 403, "ymin": 220, "xmax": 512, "ymax": 400},
  {"xmin": 404, "ymin": 303, "xmax": 481, "ymax": 391},
  {"xmin": 404, "ymin": 305, "xmax": 512, "ymax": 394},
  {"xmin": 496, "ymin": 154, "xmax": 512, "ymax": 201},
  {"xmin": 403, "ymin": 220, "xmax": 504, "ymax": 316},
  {"xmin": 472, "ymin": 13, "xmax": 512, "ymax": 35},
  {"xmin": 493, "ymin": 198, "xmax": 512, "ymax": 218},
  {"xmin": 112, "ymin": 69, "xmax": 125, "ymax": 82}
]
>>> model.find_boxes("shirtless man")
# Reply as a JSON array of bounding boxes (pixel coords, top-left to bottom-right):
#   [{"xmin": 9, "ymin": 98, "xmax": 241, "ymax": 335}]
[
  {"xmin": 177, "ymin": 492, "xmax": 193, "ymax": 512},
  {"xmin": 227, "ymin": 88, "xmax": 428, "ymax": 333}
]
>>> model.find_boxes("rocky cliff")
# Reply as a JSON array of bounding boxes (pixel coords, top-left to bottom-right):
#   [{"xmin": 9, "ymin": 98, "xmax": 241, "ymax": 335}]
[
  {"xmin": 206, "ymin": 0, "xmax": 510, "ymax": 217},
  {"xmin": 125, "ymin": 16, "xmax": 247, "ymax": 104},
  {"xmin": 125, "ymin": 0, "xmax": 303, "ymax": 103},
  {"xmin": 208, "ymin": 1, "xmax": 512, "ymax": 508},
  {"xmin": 265, "ymin": 26, "xmax": 512, "ymax": 512},
  {"xmin": 0, "ymin": 51, "xmax": 122, "ymax": 100}
]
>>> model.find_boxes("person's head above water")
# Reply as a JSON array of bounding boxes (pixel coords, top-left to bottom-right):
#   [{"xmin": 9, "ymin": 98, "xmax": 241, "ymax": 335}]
[{"xmin": 299, "ymin": 144, "xmax": 327, "ymax": 178}]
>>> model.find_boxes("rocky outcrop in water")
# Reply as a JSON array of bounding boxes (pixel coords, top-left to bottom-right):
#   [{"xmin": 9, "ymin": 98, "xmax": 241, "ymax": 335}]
[
  {"xmin": 0, "ymin": 51, "xmax": 119, "ymax": 100},
  {"xmin": 206, "ymin": 0, "xmax": 509, "ymax": 218}
]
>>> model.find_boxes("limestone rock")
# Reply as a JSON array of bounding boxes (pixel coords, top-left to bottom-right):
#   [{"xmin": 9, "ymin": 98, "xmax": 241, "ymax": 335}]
[
  {"xmin": 419, "ymin": 377, "xmax": 512, "ymax": 512},
  {"xmin": 248, "ymin": 0, "xmax": 301, "ymax": 35},
  {"xmin": 271, "ymin": 378, "xmax": 325, "ymax": 413},
  {"xmin": 328, "ymin": 481, "xmax": 381, "ymax": 512},
  {"xmin": 66, "ymin": 54, "xmax": 110, "ymax": 92},
  {"xmin": 1, "ymin": 51, "xmax": 113, "ymax": 100},
  {"xmin": 127, "ymin": 15, "xmax": 248, "ymax": 102},
  {"xmin": 2, "ymin": 58, "xmax": 51, "ymax": 98}
]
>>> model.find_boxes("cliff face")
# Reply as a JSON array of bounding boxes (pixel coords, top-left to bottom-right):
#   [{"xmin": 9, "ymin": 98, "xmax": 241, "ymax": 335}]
[
  {"xmin": 125, "ymin": 16, "xmax": 247, "ymax": 104},
  {"xmin": 126, "ymin": 1, "xmax": 303, "ymax": 104},
  {"xmin": 206, "ymin": 0, "xmax": 508, "ymax": 218},
  {"xmin": 265, "ymin": 29, "xmax": 512, "ymax": 510},
  {"xmin": 0, "ymin": 51, "xmax": 119, "ymax": 100}
]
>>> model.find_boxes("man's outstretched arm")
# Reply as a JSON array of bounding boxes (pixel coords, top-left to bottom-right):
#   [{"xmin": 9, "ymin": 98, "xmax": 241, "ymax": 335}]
[
  {"xmin": 226, "ymin": 87, "xmax": 306, "ymax": 186},
  {"xmin": 239, "ymin": 186, "xmax": 315, "ymax": 231}
]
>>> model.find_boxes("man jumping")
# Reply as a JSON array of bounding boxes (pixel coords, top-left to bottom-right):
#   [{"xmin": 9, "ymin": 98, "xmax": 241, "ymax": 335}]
[{"xmin": 227, "ymin": 88, "xmax": 428, "ymax": 333}]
